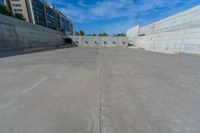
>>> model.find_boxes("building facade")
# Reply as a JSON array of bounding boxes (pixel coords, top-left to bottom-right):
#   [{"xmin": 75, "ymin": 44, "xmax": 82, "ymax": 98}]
[
  {"xmin": 57, "ymin": 12, "xmax": 73, "ymax": 33},
  {"xmin": 30, "ymin": 0, "xmax": 46, "ymax": 26},
  {"xmin": 2, "ymin": 0, "xmax": 73, "ymax": 33},
  {"xmin": 45, "ymin": 5, "xmax": 56, "ymax": 29},
  {"xmin": 9, "ymin": 0, "xmax": 30, "ymax": 21},
  {"xmin": 29, "ymin": 0, "xmax": 73, "ymax": 33}
]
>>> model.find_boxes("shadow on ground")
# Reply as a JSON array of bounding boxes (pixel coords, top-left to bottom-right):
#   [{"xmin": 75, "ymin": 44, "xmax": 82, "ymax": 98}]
[{"xmin": 0, "ymin": 45, "xmax": 77, "ymax": 58}]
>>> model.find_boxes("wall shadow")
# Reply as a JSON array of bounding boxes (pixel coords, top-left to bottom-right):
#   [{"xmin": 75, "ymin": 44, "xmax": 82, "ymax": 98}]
[{"xmin": 0, "ymin": 45, "xmax": 77, "ymax": 58}]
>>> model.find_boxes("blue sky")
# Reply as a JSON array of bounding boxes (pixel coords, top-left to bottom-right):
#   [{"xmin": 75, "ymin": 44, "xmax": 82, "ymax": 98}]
[{"xmin": 47, "ymin": 0, "xmax": 200, "ymax": 35}]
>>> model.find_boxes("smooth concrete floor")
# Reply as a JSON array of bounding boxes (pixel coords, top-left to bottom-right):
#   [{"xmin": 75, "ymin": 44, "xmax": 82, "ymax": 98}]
[{"xmin": 0, "ymin": 47, "xmax": 200, "ymax": 133}]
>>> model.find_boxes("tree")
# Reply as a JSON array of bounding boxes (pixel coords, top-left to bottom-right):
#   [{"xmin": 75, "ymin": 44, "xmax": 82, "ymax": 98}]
[
  {"xmin": 0, "ymin": 5, "xmax": 13, "ymax": 17},
  {"xmin": 102, "ymin": 32, "xmax": 108, "ymax": 36},
  {"xmin": 98, "ymin": 33, "xmax": 103, "ymax": 36},
  {"xmin": 98, "ymin": 32, "xmax": 109, "ymax": 36},
  {"xmin": 79, "ymin": 30, "xmax": 85, "ymax": 36},
  {"xmin": 15, "ymin": 13, "xmax": 25, "ymax": 20},
  {"xmin": 92, "ymin": 33, "xmax": 96, "ymax": 36},
  {"xmin": 114, "ymin": 33, "xmax": 126, "ymax": 37}
]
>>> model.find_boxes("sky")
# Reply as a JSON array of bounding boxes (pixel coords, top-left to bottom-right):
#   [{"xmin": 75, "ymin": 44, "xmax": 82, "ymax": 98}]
[{"xmin": 46, "ymin": 0, "xmax": 200, "ymax": 35}]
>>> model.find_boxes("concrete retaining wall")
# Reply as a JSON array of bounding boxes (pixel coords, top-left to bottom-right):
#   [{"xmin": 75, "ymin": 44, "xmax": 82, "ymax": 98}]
[
  {"xmin": 139, "ymin": 5, "xmax": 200, "ymax": 35},
  {"xmin": 127, "ymin": 5, "xmax": 200, "ymax": 54},
  {"xmin": 137, "ymin": 27, "xmax": 200, "ymax": 53},
  {"xmin": 70, "ymin": 36, "xmax": 128, "ymax": 47},
  {"xmin": 0, "ymin": 14, "xmax": 66, "ymax": 50}
]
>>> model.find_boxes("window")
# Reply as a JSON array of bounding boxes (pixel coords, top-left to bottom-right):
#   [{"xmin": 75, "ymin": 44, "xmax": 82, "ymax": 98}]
[
  {"xmin": 14, "ymin": 9, "xmax": 22, "ymax": 12},
  {"xmin": 13, "ymin": 4, "xmax": 21, "ymax": 7}
]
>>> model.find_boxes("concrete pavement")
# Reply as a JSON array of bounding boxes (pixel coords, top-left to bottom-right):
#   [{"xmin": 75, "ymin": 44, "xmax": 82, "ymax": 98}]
[{"xmin": 0, "ymin": 47, "xmax": 200, "ymax": 133}]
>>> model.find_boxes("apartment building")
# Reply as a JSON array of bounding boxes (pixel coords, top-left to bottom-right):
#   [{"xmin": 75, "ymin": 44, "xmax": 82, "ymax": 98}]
[
  {"xmin": 30, "ymin": 0, "xmax": 73, "ymax": 33},
  {"xmin": 57, "ymin": 12, "xmax": 73, "ymax": 33},
  {"xmin": 9, "ymin": 0, "xmax": 30, "ymax": 21},
  {"xmin": 1, "ymin": 0, "xmax": 73, "ymax": 33},
  {"xmin": 46, "ymin": 5, "xmax": 57, "ymax": 29},
  {"xmin": 30, "ymin": 0, "xmax": 46, "ymax": 26}
]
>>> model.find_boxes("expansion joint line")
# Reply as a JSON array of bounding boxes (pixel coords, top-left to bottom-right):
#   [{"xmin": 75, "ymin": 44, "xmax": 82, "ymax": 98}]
[
  {"xmin": 100, "ymin": 68, "xmax": 102, "ymax": 133},
  {"xmin": 99, "ymin": 47, "xmax": 102, "ymax": 133}
]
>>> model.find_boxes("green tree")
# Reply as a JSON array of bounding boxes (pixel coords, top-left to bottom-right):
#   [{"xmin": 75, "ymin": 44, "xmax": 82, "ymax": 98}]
[
  {"xmin": 98, "ymin": 33, "xmax": 103, "ymax": 36},
  {"xmin": 114, "ymin": 33, "xmax": 126, "ymax": 37},
  {"xmin": 79, "ymin": 30, "xmax": 85, "ymax": 36},
  {"xmin": 102, "ymin": 32, "xmax": 108, "ymax": 36},
  {"xmin": 0, "ymin": 5, "xmax": 13, "ymax": 17},
  {"xmin": 92, "ymin": 33, "xmax": 96, "ymax": 36},
  {"xmin": 98, "ymin": 32, "xmax": 109, "ymax": 36}
]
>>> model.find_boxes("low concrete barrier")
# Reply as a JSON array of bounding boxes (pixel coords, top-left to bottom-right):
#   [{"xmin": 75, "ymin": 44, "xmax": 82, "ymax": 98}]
[
  {"xmin": 0, "ymin": 14, "xmax": 66, "ymax": 50},
  {"xmin": 70, "ymin": 36, "xmax": 128, "ymax": 47}
]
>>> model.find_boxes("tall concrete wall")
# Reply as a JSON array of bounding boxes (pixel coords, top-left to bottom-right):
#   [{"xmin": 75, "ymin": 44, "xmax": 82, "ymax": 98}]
[
  {"xmin": 139, "ymin": 5, "xmax": 200, "ymax": 35},
  {"xmin": 126, "ymin": 25, "xmax": 139, "ymax": 45},
  {"xmin": 127, "ymin": 5, "xmax": 200, "ymax": 54},
  {"xmin": 70, "ymin": 36, "xmax": 128, "ymax": 47},
  {"xmin": 0, "ymin": 14, "xmax": 66, "ymax": 50}
]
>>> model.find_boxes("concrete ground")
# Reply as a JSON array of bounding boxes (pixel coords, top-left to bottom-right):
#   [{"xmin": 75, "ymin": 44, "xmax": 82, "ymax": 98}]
[{"xmin": 0, "ymin": 47, "xmax": 200, "ymax": 133}]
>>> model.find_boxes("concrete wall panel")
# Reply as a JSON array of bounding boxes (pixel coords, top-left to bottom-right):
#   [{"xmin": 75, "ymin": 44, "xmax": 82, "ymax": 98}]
[
  {"xmin": 70, "ymin": 36, "xmax": 128, "ymax": 47},
  {"xmin": 0, "ymin": 14, "xmax": 65, "ymax": 50},
  {"xmin": 135, "ymin": 27, "xmax": 200, "ymax": 53}
]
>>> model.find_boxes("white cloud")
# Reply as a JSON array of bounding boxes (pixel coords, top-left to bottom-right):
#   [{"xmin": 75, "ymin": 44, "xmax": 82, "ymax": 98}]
[
  {"xmin": 46, "ymin": 0, "xmax": 198, "ymax": 33},
  {"xmin": 58, "ymin": 0, "xmax": 184, "ymax": 22}
]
